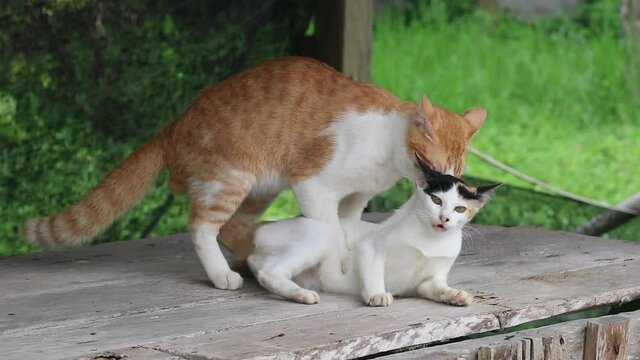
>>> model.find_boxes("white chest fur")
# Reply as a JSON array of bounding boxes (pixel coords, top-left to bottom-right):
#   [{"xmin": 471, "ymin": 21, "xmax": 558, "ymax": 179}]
[{"xmin": 316, "ymin": 111, "xmax": 413, "ymax": 195}]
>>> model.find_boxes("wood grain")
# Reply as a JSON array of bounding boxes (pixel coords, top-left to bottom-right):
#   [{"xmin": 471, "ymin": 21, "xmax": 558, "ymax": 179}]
[
  {"xmin": 1, "ymin": 225, "xmax": 639, "ymax": 359},
  {"xmin": 385, "ymin": 310, "xmax": 640, "ymax": 360},
  {"xmin": 583, "ymin": 316, "xmax": 630, "ymax": 360}
]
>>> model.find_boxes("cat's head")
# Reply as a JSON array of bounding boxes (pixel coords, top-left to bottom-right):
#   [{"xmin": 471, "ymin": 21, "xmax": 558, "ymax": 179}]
[
  {"xmin": 407, "ymin": 95, "xmax": 486, "ymax": 177},
  {"xmin": 414, "ymin": 155, "xmax": 499, "ymax": 232}
]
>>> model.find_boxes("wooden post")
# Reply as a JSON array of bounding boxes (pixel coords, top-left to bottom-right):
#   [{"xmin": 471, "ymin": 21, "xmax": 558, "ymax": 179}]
[
  {"xmin": 314, "ymin": 0, "xmax": 373, "ymax": 82},
  {"xmin": 478, "ymin": 344, "xmax": 513, "ymax": 360},
  {"xmin": 621, "ymin": 0, "xmax": 640, "ymax": 45},
  {"xmin": 583, "ymin": 316, "xmax": 630, "ymax": 360}
]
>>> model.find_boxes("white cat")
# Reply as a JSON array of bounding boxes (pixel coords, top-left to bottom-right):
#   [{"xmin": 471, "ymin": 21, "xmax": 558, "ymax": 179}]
[{"xmin": 247, "ymin": 157, "xmax": 499, "ymax": 306}]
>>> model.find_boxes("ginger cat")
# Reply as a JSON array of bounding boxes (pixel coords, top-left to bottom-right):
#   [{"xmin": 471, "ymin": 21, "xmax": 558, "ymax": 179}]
[{"xmin": 23, "ymin": 56, "xmax": 487, "ymax": 290}]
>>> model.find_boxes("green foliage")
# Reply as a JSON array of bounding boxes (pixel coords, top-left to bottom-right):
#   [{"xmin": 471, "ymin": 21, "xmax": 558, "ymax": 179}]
[{"xmin": 0, "ymin": 92, "xmax": 26, "ymax": 141}]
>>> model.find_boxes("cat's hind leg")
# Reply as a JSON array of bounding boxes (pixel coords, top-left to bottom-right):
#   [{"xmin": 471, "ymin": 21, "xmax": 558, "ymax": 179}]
[
  {"xmin": 188, "ymin": 172, "xmax": 254, "ymax": 290},
  {"xmin": 252, "ymin": 263, "xmax": 321, "ymax": 305},
  {"xmin": 416, "ymin": 274, "xmax": 472, "ymax": 307},
  {"xmin": 218, "ymin": 194, "xmax": 277, "ymax": 270},
  {"xmin": 249, "ymin": 223, "xmax": 329, "ymax": 304}
]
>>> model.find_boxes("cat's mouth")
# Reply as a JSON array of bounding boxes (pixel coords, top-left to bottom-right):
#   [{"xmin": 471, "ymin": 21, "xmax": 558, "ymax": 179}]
[{"xmin": 434, "ymin": 223, "xmax": 447, "ymax": 231}]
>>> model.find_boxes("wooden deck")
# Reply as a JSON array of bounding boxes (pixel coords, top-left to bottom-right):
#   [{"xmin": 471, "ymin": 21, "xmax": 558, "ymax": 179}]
[{"xmin": 1, "ymin": 224, "xmax": 639, "ymax": 359}]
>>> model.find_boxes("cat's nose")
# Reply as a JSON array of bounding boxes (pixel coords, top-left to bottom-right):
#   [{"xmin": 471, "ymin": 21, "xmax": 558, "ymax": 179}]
[{"xmin": 439, "ymin": 215, "xmax": 450, "ymax": 222}]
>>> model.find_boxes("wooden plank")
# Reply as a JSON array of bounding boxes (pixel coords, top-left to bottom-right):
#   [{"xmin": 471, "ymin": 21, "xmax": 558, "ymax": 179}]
[
  {"xmin": 583, "ymin": 316, "xmax": 630, "ymax": 360},
  {"xmin": 521, "ymin": 338, "xmax": 532, "ymax": 360},
  {"xmin": 1, "ymin": 225, "xmax": 639, "ymax": 359},
  {"xmin": 478, "ymin": 344, "xmax": 513, "ymax": 360},
  {"xmin": 542, "ymin": 336, "xmax": 566, "ymax": 360},
  {"xmin": 530, "ymin": 337, "xmax": 545, "ymax": 360},
  {"xmin": 512, "ymin": 340, "xmax": 523, "ymax": 360},
  {"xmin": 384, "ymin": 310, "xmax": 640, "ymax": 360},
  {"xmin": 81, "ymin": 347, "xmax": 181, "ymax": 360},
  {"xmin": 315, "ymin": 0, "xmax": 373, "ymax": 81}
]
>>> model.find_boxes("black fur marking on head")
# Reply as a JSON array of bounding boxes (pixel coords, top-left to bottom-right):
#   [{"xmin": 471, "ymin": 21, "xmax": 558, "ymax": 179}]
[
  {"xmin": 416, "ymin": 154, "xmax": 462, "ymax": 194},
  {"xmin": 457, "ymin": 186, "xmax": 481, "ymax": 200},
  {"xmin": 415, "ymin": 154, "xmax": 500, "ymax": 201}
]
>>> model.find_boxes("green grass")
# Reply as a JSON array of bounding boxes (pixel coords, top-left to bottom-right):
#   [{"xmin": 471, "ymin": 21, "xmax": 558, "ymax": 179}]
[{"xmin": 373, "ymin": 4, "xmax": 639, "ymax": 204}]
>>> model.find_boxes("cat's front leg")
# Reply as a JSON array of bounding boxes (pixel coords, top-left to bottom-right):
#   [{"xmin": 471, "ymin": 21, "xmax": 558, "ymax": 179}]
[
  {"xmin": 356, "ymin": 242, "xmax": 393, "ymax": 306},
  {"xmin": 292, "ymin": 181, "xmax": 349, "ymax": 272},
  {"xmin": 416, "ymin": 275, "xmax": 472, "ymax": 307},
  {"xmin": 338, "ymin": 192, "xmax": 375, "ymax": 219}
]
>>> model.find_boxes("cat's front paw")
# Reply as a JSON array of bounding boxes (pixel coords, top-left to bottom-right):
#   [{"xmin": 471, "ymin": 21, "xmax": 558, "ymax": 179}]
[
  {"xmin": 367, "ymin": 293, "xmax": 394, "ymax": 307},
  {"xmin": 440, "ymin": 289, "xmax": 472, "ymax": 306},
  {"xmin": 293, "ymin": 289, "xmax": 320, "ymax": 304},
  {"xmin": 211, "ymin": 270, "xmax": 244, "ymax": 290}
]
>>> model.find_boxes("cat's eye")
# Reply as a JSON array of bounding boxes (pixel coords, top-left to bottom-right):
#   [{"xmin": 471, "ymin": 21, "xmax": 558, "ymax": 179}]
[
  {"xmin": 454, "ymin": 206, "xmax": 467, "ymax": 213},
  {"xmin": 430, "ymin": 195, "xmax": 442, "ymax": 205}
]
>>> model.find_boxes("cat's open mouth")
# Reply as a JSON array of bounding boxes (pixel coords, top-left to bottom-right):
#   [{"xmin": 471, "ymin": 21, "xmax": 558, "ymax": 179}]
[{"xmin": 434, "ymin": 223, "xmax": 447, "ymax": 231}]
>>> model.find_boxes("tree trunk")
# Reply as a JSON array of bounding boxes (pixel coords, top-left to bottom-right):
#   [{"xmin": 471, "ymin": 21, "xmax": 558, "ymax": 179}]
[{"xmin": 621, "ymin": 0, "xmax": 640, "ymax": 48}]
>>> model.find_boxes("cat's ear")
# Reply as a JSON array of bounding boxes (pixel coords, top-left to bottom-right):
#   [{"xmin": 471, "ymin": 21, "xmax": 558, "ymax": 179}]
[
  {"xmin": 463, "ymin": 108, "xmax": 487, "ymax": 139},
  {"xmin": 416, "ymin": 95, "xmax": 436, "ymax": 141},
  {"xmin": 415, "ymin": 153, "xmax": 438, "ymax": 188},
  {"xmin": 476, "ymin": 183, "xmax": 501, "ymax": 206},
  {"xmin": 421, "ymin": 94, "xmax": 436, "ymax": 115}
]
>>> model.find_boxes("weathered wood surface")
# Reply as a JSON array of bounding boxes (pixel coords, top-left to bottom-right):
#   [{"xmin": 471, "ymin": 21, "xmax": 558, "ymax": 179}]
[
  {"xmin": 384, "ymin": 310, "xmax": 640, "ymax": 360},
  {"xmin": 584, "ymin": 316, "xmax": 631, "ymax": 360},
  {"xmin": 1, "ymin": 225, "xmax": 639, "ymax": 359}
]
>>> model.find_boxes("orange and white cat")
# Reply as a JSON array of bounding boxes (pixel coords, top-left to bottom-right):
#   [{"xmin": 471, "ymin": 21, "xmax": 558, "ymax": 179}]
[{"xmin": 24, "ymin": 56, "xmax": 487, "ymax": 290}]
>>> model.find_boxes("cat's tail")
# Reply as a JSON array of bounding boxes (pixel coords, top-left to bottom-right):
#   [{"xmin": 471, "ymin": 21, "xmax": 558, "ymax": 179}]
[{"xmin": 23, "ymin": 132, "xmax": 166, "ymax": 247}]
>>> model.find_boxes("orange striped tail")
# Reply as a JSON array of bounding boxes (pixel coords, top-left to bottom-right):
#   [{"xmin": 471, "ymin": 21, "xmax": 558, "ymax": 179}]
[{"xmin": 23, "ymin": 135, "xmax": 165, "ymax": 247}]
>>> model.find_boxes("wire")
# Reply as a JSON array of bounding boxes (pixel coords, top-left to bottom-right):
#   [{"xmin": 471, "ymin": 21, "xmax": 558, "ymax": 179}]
[{"xmin": 468, "ymin": 146, "xmax": 639, "ymax": 216}]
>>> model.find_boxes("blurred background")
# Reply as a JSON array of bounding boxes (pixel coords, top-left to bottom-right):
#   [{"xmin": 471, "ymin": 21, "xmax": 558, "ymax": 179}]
[{"xmin": 1, "ymin": 0, "xmax": 638, "ymax": 256}]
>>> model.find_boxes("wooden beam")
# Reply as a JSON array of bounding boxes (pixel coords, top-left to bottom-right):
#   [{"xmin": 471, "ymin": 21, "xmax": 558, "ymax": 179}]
[
  {"xmin": 314, "ymin": 0, "xmax": 373, "ymax": 82},
  {"xmin": 584, "ymin": 316, "xmax": 630, "ymax": 360},
  {"xmin": 577, "ymin": 193, "xmax": 640, "ymax": 236}
]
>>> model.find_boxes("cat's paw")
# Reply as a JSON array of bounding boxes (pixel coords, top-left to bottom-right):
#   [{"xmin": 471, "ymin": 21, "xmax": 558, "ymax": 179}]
[
  {"xmin": 440, "ymin": 289, "xmax": 472, "ymax": 306},
  {"xmin": 293, "ymin": 289, "xmax": 320, "ymax": 304},
  {"xmin": 367, "ymin": 293, "xmax": 394, "ymax": 307},
  {"xmin": 211, "ymin": 270, "xmax": 244, "ymax": 290}
]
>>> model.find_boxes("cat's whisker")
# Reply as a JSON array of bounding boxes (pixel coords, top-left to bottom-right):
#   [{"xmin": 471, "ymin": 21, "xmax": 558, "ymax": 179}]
[
  {"xmin": 461, "ymin": 226, "xmax": 484, "ymax": 252},
  {"xmin": 464, "ymin": 225, "xmax": 484, "ymax": 240}
]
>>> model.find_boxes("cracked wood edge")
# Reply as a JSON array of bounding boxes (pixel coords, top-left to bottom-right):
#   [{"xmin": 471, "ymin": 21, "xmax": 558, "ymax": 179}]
[{"xmin": 381, "ymin": 309, "xmax": 640, "ymax": 360}]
